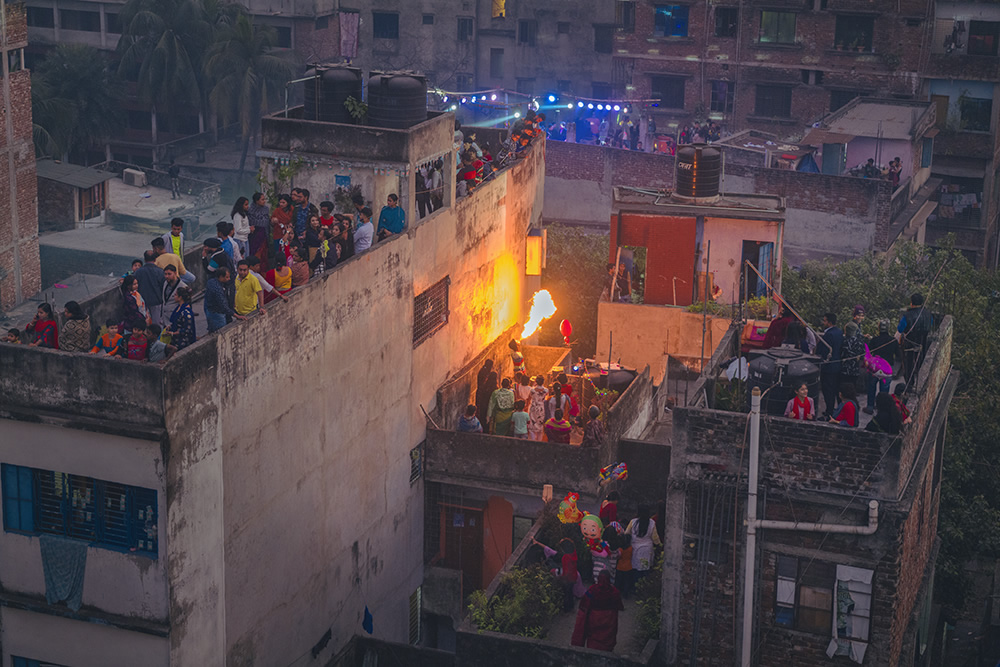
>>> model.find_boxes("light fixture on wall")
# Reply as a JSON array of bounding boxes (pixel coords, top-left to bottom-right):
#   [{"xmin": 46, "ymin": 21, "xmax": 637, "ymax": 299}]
[{"xmin": 525, "ymin": 228, "xmax": 546, "ymax": 276}]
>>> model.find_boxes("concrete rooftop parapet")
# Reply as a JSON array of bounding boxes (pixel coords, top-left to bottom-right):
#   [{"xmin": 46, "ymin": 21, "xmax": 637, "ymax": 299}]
[
  {"xmin": 424, "ymin": 428, "xmax": 602, "ymax": 502},
  {"xmin": 261, "ymin": 107, "xmax": 454, "ymax": 167}
]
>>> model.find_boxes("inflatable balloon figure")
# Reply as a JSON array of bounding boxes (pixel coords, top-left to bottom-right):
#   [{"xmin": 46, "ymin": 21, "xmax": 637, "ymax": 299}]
[
  {"xmin": 560, "ymin": 319, "xmax": 573, "ymax": 345},
  {"xmin": 864, "ymin": 344, "xmax": 893, "ymax": 380},
  {"xmin": 558, "ymin": 492, "xmax": 584, "ymax": 524},
  {"xmin": 598, "ymin": 462, "xmax": 628, "ymax": 487},
  {"xmin": 579, "ymin": 512, "xmax": 608, "ymax": 557}
]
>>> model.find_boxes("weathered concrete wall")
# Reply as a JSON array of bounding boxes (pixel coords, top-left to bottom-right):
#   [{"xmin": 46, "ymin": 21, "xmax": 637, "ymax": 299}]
[
  {"xmin": 703, "ymin": 216, "xmax": 783, "ymax": 302},
  {"xmin": 0, "ymin": 345, "xmax": 165, "ymax": 426},
  {"xmin": 617, "ymin": 438, "xmax": 671, "ymax": 509},
  {"xmin": 1, "ymin": 607, "xmax": 169, "ymax": 667},
  {"xmin": 597, "ymin": 302, "xmax": 731, "ymax": 381},
  {"xmin": 0, "ymin": 420, "xmax": 168, "ymax": 622},
  {"xmin": 425, "ymin": 428, "xmax": 600, "ymax": 501},
  {"xmin": 329, "ymin": 635, "xmax": 456, "ymax": 667},
  {"xmin": 159, "ymin": 139, "xmax": 544, "ymax": 665}
]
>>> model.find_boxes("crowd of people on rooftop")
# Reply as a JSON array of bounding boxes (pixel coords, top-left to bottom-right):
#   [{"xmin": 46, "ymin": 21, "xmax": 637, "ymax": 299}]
[
  {"xmin": 4, "ymin": 184, "xmax": 414, "ymax": 360},
  {"xmin": 761, "ymin": 294, "xmax": 931, "ymax": 434}
]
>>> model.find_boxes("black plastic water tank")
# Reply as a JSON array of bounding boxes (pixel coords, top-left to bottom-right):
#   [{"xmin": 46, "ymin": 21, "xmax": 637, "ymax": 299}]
[
  {"xmin": 304, "ymin": 64, "xmax": 363, "ymax": 124},
  {"xmin": 746, "ymin": 348, "xmax": 821, "ymax": 415},
  {"xmin": 367, "ymin": 72, "xmax": 428, "ymax": 129},
  {"xmin": 675, "ymin": 144, "xmax": 722, "ymax": 198}
]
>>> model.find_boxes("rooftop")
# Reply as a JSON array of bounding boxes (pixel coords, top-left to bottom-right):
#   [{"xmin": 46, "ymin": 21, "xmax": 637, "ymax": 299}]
[
  {"xmin": 36, "ymin": 159, "xmax": 116, "ymax": 189},
  {"xmin": 612, "ymin": 186, "xmax": 785, "ymax": 221},
  {"xmin": 809, "ymin": 97, "xmax": 937, "ymax": 142}
]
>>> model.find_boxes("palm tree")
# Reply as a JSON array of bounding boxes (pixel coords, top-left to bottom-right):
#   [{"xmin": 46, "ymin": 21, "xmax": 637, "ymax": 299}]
[
  {"xmin": 115, "ymin": 0, "xmax": 215, "ymax": 130},
  {"xmin": 31, "ymin": 44, "xmax": 123, "ymax": 162},
  {"xmin": 205, "ymin": 14, "xmax": 296, "ymax": 175}
]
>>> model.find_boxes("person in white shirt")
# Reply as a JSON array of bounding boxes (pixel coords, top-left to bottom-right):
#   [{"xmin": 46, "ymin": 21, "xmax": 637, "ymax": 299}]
[
  {"xmin": 354, "ymin": 206, "xmax": 374, "ymax": 252},
  {"xmin": 231, "ymin": 197, "xmax": 251, "ymax": 257}
]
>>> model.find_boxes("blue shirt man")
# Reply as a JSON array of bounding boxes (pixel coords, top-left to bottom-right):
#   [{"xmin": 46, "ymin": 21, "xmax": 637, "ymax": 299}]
[{"xmin": 377, "ymin": 194, "xmax": 406, "ymax": 239}]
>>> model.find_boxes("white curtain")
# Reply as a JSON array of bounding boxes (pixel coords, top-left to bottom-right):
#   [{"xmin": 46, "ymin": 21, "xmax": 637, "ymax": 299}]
[{"xmin": 826, "ymin": 564, "xmax": 873, "ymax": 664}]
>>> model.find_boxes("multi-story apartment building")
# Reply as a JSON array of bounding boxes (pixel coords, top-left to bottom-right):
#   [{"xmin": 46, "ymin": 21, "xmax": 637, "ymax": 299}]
[
  {"xmin": 0, "ymin": 2, "xmax": 41, "ymax": 311},
  {"xmin": 0, "ymin": 107, "xmax": 545, "ymax": 665},
  {"xmin": 612, "ymin": 0, "xmax": 1000, "ymax": 267}
]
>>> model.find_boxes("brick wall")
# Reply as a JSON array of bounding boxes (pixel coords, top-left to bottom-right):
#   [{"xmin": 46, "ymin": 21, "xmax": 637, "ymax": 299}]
[
  {"xmin": 36, "ymin": 179, "xmax": 77, "ymax": 232},
  {"xmin": 672, "ymin": 408, "xmax": 897, "ymax": 499}
]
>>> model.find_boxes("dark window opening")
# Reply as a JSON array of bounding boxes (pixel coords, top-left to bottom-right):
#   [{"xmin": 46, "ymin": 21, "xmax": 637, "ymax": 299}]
[
  {"xmin": 106, "ymin": 12, "xmax": 121, "ymax": 33},
  {"xmin": 26, "ymin": 7, "xmax": 54, "ymax": 28},
  {"xmin": 558, "ymin": 79, "xmax": 572, "ymax": 93},
  {"xmin": 558, "ymin": 21, "xmax": 570, "ymax": 34},
  {"xmin": 715, "ymin": 7, "xmax": 739, "ymax": 37},
  {"xmin": 759, "ymin": 11, "xmax": 796, "ymax": 44},
  {"xmin": 617, "ymin": 1, "xmax": 636, "ymax": 33},
  {"xmin": 968, "ymin": 21, "xmax": 1000, "ymax": 56},
  {"xmin": 651, "ymin": 75, "xmax": 685, "ymax": 108},
  {"xmin": 314, "ymin": 15, "xmax": 328, "ymax": 30},
  {"xmin": 422, "ymin": 14, "xmax": 434, "ymax": 25},
  {"xmin": 595, "ymin": 25, "xmax": 614, "ymax": 53},
  {"xmin": 834, "ymin": 15, "xmax": 874, "ymax": 52},
  {"xmin": 490, "ymin": 48, "xmax": 504, "ymax": 78},
  {"xmin": 372, "ymin": 11, "xmax": 399, "ymax": 39},
  {"xmin": 274, "ymin": 26, "xmax": 292, "ymax": 48},
  {"xmin": 455, "ymin": 72, "xmax": 473, "ymax": 90},
  {"xmin": 592, "ymin": 82, "xmax": 613, "ymax": 99},
  {"xmin": 801, "ymin": 69, "xmax": 823, "ymax": 85},
  {"xmin": 457, "ymin": 17, "xmax": 474, "ymax": 41},
  {"xmin": 710, "ymin": 80, "xmax": 734, "ymax": 113},
  {"xmin": 516, "ymin": 78, "xmax": 534, "ymax": 95},
  {"xmin": 518, "ymin": 19, "xmax": 537, "ymax": 46},
  {"xmin": 413, "ymin": 277, "xmax": 450, "ymax": 346},
  {"xmin": 830, "ymin": 89, "xmax": 864, "ymax": 111},
  {"xmin": 655, "ymin": 5, "xmax": 689, "ymax": 37},
  {"xmin": 960, "ymin": 97, "xmax": 992, "ymax": 132},
  {"xmin": 754, "ymin": 85, "xmax": 792, "ymax": 118},
  {"xmin": 59, "ymin": 9, "xmax": 101, "ymax": 32},
  {"xmin": 127, "ymin": 110, "xmax": 153, "ymax": 131}
]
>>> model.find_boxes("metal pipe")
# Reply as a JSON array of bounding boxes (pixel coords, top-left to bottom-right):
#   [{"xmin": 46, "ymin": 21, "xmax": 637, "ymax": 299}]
[
  {"xmin": 753, "ymin": 500, "xmax": 880, "ymax": 535},
  {"xmin": 741, "ymin": 387, "xmax": 761, "ymax": 667}
]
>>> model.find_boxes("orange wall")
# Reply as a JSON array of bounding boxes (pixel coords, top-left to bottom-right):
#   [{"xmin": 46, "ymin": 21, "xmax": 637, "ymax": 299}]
[{"xmin": 610, "ymin": 213, "xmax": 697, "ymax": 306}]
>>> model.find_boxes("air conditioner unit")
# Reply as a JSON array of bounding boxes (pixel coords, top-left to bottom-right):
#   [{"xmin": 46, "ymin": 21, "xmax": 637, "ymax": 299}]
[{"xmin": 123, "ymin": 168, "xmax": 147, "ymax": 188}]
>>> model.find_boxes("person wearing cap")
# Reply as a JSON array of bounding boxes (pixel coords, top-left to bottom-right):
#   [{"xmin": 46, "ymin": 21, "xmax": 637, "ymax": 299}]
[{"xmin": 852, "ymin": 304, "xmax": 866, "ymax": 327}]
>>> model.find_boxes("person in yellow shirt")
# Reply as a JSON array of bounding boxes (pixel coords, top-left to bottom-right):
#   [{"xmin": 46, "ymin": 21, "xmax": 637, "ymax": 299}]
[
  {"xmin": 234, "ymin": 260, "xmax": 266, "ymax": 316},
  {"xmin": 151, "ymin": 237, "xmax": 194, "ymax": 284}
]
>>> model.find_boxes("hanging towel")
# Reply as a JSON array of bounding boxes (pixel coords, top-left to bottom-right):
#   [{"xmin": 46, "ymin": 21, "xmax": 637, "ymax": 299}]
[
  {"xmin": 39, "ymin": 534, "xmax": 88, "ymax": 611},
  {"xmin": 826, "ymin": 565, "xmax": 873, "ymax": 664}
]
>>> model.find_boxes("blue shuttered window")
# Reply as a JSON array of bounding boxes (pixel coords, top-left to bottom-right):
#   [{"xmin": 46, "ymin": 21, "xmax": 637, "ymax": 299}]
[{"xmin": 1, "ymin": 463, "xmax": 158, "ymax": 558}]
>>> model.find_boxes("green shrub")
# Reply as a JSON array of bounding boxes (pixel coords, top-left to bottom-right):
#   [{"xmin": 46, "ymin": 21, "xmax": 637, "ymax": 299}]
[
  {"xmin": 634, "ymin": 553, "xmax": 663, "ymax": 645},
  {"xmin": 468, "ymin": 565, "xmax": 562, "ymax": 639}
]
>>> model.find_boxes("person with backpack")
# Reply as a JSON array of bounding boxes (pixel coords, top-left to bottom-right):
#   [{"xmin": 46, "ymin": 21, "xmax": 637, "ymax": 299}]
[{"xmin": 896, "ymin": 292, "xmax": 932, "ymax": 388}]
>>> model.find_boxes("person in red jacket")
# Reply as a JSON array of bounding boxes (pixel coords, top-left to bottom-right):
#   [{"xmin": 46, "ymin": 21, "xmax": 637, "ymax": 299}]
[{"xmin": 571, "ymin": 570, "xmax": 624, "ymax": 651}]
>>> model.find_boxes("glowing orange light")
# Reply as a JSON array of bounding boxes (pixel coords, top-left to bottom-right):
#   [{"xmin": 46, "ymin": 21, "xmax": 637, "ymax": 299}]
[{"xmin": 521, "ymin": 289, "xmax": 557, "ymax": 338}]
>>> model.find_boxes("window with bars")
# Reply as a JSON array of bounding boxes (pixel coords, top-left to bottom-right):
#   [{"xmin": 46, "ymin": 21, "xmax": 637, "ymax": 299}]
[
  {"xmin": 616, "ymin": 1, "xmax": 636, "ymax": 33},
  {"xmin": 594, "ymin": 25, "xmax": 614, "ymax": 53},
  {"xmin": 654, "ymin": 5, "xmax": 689, "ymax": 37},
  {"xmin": 59, "ymin": 9, "xmax": 100, "ymax": 32},
  {"xmin": 408, "ymin": 587, "xmax": 422, "ymax": 644},
  {"xmin": 710, "ymin": 80, "xmax": 734, "ymax": 113},
  {"xmin": 834, "ymin": 15, "xmax": 874, "ymax": 52},
  {"xmin": 457, "ymin": 16, "xmax": 474, "ymax": 42},
  {"xmin": 715, "ymin": 7, "xmax": 738, "ymax": 37},
  {"xmin": 2, "ymin": 463, "xmax": 158, "ymax": 557},
  {"xmin": 759, "ymin": 11, "xmax": 796, "ymax": 44},
  {"xmin": 410, "ymin": 444, "xmax": 423, "ymax": 484},
  {"xmin": 413, "ymin": 277, "xmax": 449, "ymax": 346},
  {"xmin": 518, "ymin": 20, "xmax": 537, "ymax": 46}
]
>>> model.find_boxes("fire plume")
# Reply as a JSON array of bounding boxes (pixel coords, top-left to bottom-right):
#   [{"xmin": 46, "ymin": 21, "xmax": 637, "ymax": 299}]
[{"xmin": 521, "ymin": 290, "xmax": 557, "ymax": 338}]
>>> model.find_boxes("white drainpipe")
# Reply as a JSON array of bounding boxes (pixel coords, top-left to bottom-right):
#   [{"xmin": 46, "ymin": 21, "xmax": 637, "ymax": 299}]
[{"xmin": 740, "ymin": 387, "xmax": 880, "ymax": 667}]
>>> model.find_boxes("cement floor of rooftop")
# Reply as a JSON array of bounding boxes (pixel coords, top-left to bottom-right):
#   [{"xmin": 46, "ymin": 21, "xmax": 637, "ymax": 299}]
[{"xmin": 544, "ymin": 589, "xmax": 646, "ymax": 658}]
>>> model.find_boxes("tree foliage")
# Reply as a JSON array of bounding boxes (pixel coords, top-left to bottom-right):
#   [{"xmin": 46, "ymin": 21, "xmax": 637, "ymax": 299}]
[
  {"xmin": 30, "ymin": 44, "xmax": 123, "ymax": 160},
  {"xmin": 782, "ymin": 240, "xmax": 1000, "ymax": 611},
  {"xmin": 539, "ymin": 224, "xmax": 609, "ymax": 358},
  {"xmin": 205, "ymin": 14, "xmax": 296, "ymax": 174}
]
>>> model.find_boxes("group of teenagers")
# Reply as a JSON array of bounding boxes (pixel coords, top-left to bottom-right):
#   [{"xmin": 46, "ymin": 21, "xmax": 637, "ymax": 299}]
[{"xmin": 532, "ymin": 496, "xmax": 663, "ymax": 652}]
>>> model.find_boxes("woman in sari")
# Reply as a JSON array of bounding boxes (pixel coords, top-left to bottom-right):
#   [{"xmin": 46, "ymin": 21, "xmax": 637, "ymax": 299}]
[
  {"xmin": 265, "ymin": 254, "xmax": 294, "ymax": 303},
  {"xmin": 487, "ymin": 377, "xmax": 516, "ymax": 435},
  {"xmin": 271, "ymin": 194, "xmax": 294, "ymax": 256},
  {"xmin": 475, "ymin": 361, "xmax": 496, "ymax": 426},
  {"xmin": 60, "ymin": 301, "xmax": 90, "ymax": 352},
  {"xmin": 120, "ymin": 275, "xmax": 149, "ymax": 334},
  {"xmin": 165, "ymin": 287, "xmax": 196, "ymax": 350}
]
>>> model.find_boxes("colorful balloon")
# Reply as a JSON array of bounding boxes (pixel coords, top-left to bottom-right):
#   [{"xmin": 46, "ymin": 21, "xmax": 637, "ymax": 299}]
[
  {"xmin": 560, "ymin": 319, "xmax": 573, "ymax": 344},
  {"xmin": 558, "ymin": 492, "xmax": 584, "ymax": 524}
]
